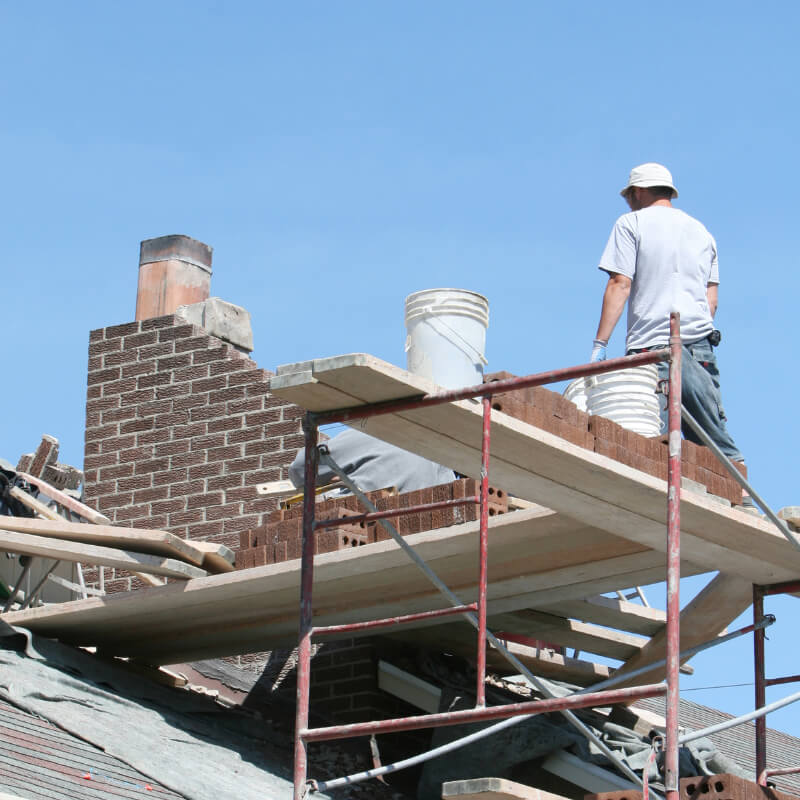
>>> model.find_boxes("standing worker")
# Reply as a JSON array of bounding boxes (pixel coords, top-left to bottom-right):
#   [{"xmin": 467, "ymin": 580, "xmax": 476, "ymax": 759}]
[{"xmin": 590, "ymin": 162, "xmax": 750, "ymax": 500}]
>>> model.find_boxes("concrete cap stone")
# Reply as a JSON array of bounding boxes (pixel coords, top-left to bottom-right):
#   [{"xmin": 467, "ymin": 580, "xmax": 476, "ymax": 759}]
[{"xmin": 176, "ymin": 297, "xmax": 253, "ymax": 352}]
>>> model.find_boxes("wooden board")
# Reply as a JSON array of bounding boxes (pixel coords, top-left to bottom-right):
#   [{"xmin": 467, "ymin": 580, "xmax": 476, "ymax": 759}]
[
  {"xmin": 271, "ymin": 353, "xmax": 800, "ymax": 585},
  {"xmin": 535, "ymin": 594, "xmax": 666, "ymax": 637},
  {"xmin": 17, "ymin": 471, "xmax": 111, "ymax": 525},
  {"xmin": 187, "ymin": 540, "xmax": 235, "ymax": 573},
  {"xmin": 0, "ymin": 507, "xmax": 704, "ymax": 665},
  {"xmin": 443, "ymin": 777, "xmax": 570, "ymax": 800},
  {"xmin": 0, "ymin": 517, "xmax": 231, "ymax": 572},
  {"xmin": 487, "ymin": 608, "xmax": 648, "ymax": 661},
  {"xmin": 611, "ymin": 572, "xmax": 754, "ymax": 688},
  {"xmin": 0, "ymin": 531, "xmax": 207, "ymax": 580}
]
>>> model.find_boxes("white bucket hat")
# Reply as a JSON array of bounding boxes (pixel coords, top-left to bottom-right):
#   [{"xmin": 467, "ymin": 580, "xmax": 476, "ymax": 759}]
[{"xmin": 620, "ymin": 162, "xmax": 678, "ymax": 198}]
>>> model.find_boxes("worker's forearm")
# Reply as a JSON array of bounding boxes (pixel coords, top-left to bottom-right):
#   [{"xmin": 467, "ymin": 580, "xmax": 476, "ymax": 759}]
[
  {"xmin": 707, "ymin": 284, "xmax": 718, "ymax": 318},
  {"xmin": 595, "ymin": 283, "xmax": 629, "ymax": 342}
]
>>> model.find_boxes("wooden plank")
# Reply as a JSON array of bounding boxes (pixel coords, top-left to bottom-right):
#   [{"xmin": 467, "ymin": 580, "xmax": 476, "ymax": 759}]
[
  {"xmin": 535, "ymin": 595, "xmax": 666, "ymax": 637},
  {"xmin": 0, "ymin": 531, "xmax": 206, "ymax": 579},
  {"xmin": 270, "ymin": 354, "xmax": 800, "ymax": 585},
  {"xmin": 189, "ymin": 540, "xmax": 235, "ymax": 573},
  {"xmin": 488, "ymin": 608, "xmax": 648, "ymax": 661},
  {"xmin": 378, "ymin": 660, "xmax": 441, "ymax": 713},
  {"xmin": 611, "ymin": 572, "xmax": 754, "ymax": 688},
  {"xmin": 14, "ymin": 475, "xmax": 232, "ymax": 574},
  {"xmin": 8, "ymin": 486, "xmax": 62, "ymax": 521},
  {"xmin": 541, "ymin": 749, "xmax": 636, "ymax": 793},
  {"xmin": 0, "ymin": 516, "xmax": 206, "ymax": 567},
  {"xmin": 443, "ymin": 777, "xmax": 571, "ymax": 800},
  {"xmin": 3, "ymin": 507, "xmax": 699, "ymax": 664},
  {"xmin": 18, "ymin": 472, "xmax": 111, "ymax": 525}
]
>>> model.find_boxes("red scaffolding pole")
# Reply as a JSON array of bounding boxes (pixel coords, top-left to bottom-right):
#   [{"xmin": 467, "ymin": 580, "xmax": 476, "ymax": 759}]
[
  {"xmin": 752, "ymin": 579, "xmax": 800, "ymax": 783},
  {"xmin": 291, "ymin": 324, "xmax": 680, "ymax": 799}
]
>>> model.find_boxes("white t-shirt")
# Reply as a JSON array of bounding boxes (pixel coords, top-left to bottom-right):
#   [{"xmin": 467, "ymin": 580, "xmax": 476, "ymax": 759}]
[{"xmin": 598, "ymin": 206, "xmax": 719, "ymax": 350}]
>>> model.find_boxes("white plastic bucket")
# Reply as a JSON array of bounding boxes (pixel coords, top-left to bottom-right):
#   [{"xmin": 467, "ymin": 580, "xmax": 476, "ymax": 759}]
[
  {"xmin": 405, "ymin": 289, "xmax": 489, "ymax": 389},
  {"xmin": 563, "ymin": 378, "xmax": 588, "ymax": 412},
  {"xmin": 585, "ymin": 365, "xmax": 661, "ymax": 437}
]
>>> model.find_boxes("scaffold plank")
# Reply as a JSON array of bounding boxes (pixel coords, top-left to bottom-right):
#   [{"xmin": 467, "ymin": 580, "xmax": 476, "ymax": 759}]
[
  {"xmin": 535, "ymin": 595, "xmax": 666, "ymax": 636},
  {"xmin": 611, "ymin": 572, "xmax": 754, "ymax": 688},
  {"xmin": 271, "ymin": 353, "xmax": 800, "ymax": 586},
  {"xmin": 0, "ymin": 507, "xmax": 702, "ymax": 664}
]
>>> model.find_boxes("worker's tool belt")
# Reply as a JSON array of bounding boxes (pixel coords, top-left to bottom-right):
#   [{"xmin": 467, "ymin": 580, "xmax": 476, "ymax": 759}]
[{"xmin": 628, "ymin": 329, "xmax": 721, "ymax": 356}]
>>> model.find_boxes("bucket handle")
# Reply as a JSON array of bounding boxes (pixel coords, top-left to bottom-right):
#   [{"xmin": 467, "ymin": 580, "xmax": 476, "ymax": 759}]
[{"xmin": 405, "ymin": 307, "xmax": 488, "ymax": 366}]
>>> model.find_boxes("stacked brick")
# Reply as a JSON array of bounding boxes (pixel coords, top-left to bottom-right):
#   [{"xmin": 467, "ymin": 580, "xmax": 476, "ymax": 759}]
[
  {"xmin": 83, "ymin": 313, "xmax": 303, "ymax": 591},
  {"xmin": 485, "ymin": 371, "xmax": 744, "ymax": 506},
  {"xmin": 236, "ymin": 478, "xmax": 509, "ymax": 568}
]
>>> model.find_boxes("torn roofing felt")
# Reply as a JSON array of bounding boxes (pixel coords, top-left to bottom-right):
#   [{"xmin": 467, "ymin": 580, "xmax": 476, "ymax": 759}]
[{"xmin": 0, "ymin": 625, "xmax": 318, "ymax": 800}]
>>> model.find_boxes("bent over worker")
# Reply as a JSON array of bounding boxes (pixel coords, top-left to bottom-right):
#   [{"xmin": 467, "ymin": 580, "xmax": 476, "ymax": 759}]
[{"xmin": 590, "ymin": 162, "xmax": 746, "ymax": 473}]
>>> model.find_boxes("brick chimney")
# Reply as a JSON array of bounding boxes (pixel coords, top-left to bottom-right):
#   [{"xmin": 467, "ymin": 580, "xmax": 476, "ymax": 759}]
[
  {"xmin": 83, "ymin": 236, "xmax": 305, "ymax": 593},
  {"xmin": 135, "ymin": 235, "xmax": 213, "ymax": 321}
]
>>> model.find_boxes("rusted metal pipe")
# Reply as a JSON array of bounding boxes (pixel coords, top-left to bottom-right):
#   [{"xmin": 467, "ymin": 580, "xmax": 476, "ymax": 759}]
[
  {"xmin": 314, "ymin": 349, "xmax": 669, "ymax": 426},
  {"xmin": 665, "ymin": 311, "xmax": 682, "ymax": 800},
  {"xmin": 758, "ymin": 579, "xmax": 800, "ymax": 597},
  {"xmin": 301, "ymin": 682, "xmax": 666, "ymax": 742},
  {"xmin": 680, "ymin": 406, "xmax": 800, "ymax": 552},
  {"xmin": 315, "ymin": 617, "xmax": 775, "ymax": 795},
  {"xmin": 765, "ymin": 674, "xmax": 800, "ymax": 688},
  {"xmin": 754, "ymin": 584, "xmax": 767, "ymax": 780},
  {"xmin": 759, "ymin": 766, "xmax": 800, "ymax": 786},
  {"xmin": 293, "ymin": 418, "xmax": 319, "ymax": 800},
  {"xmin": 317, "ymin": 442, "xmax": 656, "ymax": 792},
  {"xmin": 311, "ymin": 604, "xmax": 478, "ymax": 636},
  {"xmin": 475, "ymin": 395, "xmax": 492, "ymax": 707}
]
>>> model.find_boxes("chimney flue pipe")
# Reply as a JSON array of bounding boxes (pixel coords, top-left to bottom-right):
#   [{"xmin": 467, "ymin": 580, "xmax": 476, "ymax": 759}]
[{"xmin": 135, "ymin": 234, "xmax": 213, "ymax": 321}]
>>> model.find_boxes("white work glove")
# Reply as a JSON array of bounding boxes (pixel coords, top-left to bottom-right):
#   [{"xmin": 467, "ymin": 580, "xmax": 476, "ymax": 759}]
[{"xmin": 590, "ymin": 339, "xmax": 608, "ymax": 362}]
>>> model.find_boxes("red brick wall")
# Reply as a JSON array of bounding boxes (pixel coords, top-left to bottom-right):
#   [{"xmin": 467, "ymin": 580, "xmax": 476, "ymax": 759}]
[
  {"xmin": 485, "ymin": 371, "xmax": 745, "ymax": 506},
  {"xmin": 236, "ymin": 479, "xmax": 508, "ymax": 568},
  {"xmin": 83, "ymin": 314, "xmax": 303, "ymax": 589}
]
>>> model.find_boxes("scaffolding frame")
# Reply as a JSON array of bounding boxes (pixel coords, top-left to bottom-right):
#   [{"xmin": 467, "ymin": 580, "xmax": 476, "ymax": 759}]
[
  {"xmin": 293, "ymin": 314, "xmax": 684, "ymax": 799},
  {"xmin": 754, "ymin": 580, "xmax": 800, "ymax": 784}
]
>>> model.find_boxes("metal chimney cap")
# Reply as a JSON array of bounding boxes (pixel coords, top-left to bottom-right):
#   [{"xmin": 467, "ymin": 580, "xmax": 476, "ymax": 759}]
[{"xmin": 139, "ymin": 235, "xmax": 213, "ymax": 273}]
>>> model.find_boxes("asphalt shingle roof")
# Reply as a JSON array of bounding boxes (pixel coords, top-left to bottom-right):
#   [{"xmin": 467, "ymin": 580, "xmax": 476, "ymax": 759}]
[
  {"xmin": 0, "ymin": 697, "xmax": 184, "ymax": 800},
  {"xmin": 636, "ymin": 696, "xmax": 800, "ymax": 796}
]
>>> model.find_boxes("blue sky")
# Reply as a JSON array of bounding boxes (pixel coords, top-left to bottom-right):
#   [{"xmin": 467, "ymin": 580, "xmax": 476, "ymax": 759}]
[{"xmin": 2, "ymin": 1, "xmax": 799, "ymax": 737}]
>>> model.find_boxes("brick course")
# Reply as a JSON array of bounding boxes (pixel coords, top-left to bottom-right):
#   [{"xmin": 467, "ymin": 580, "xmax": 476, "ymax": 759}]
[
  {"xmin": 235, "ymin": 478, "xmax": 508, "ymax": 568},
  {"xmin": 485, "ymin": 370, "xmax": 743, "ymax": 506}
]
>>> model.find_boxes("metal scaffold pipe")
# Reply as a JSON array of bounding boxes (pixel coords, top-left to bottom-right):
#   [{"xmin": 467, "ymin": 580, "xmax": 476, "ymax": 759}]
[
  {"xmin": 679, "ymin": 688, "xmax": 800, "ymax": 745},
  {"xmin": 681, "ymin": 404, "xmax": 800, "ymax": 553},
  {"xmin": 312, "ymin": 615, "xmax": 773, "ymax": 794},
  {"xmin": 316, "ymin": 451, "xmax": 658, "ymax": 792}
]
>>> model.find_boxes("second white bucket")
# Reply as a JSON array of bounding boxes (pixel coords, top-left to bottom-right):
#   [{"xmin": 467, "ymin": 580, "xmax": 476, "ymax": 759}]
[
  {"xmin": 405, "ymin": 289, "xmax": 489, "ymax": 389},
  {"xmin": 563, "ymin": 378, "xmax": 589, "ymax": 412},
  {"xmin": 585, "ymin": 365, "xmax": 661, "ymax": 437}
]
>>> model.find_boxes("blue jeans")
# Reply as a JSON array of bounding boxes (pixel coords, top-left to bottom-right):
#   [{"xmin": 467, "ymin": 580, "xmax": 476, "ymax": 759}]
[{"xmin": 632, "ymin": 338, "xmax": 744, "ymax": 462}]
